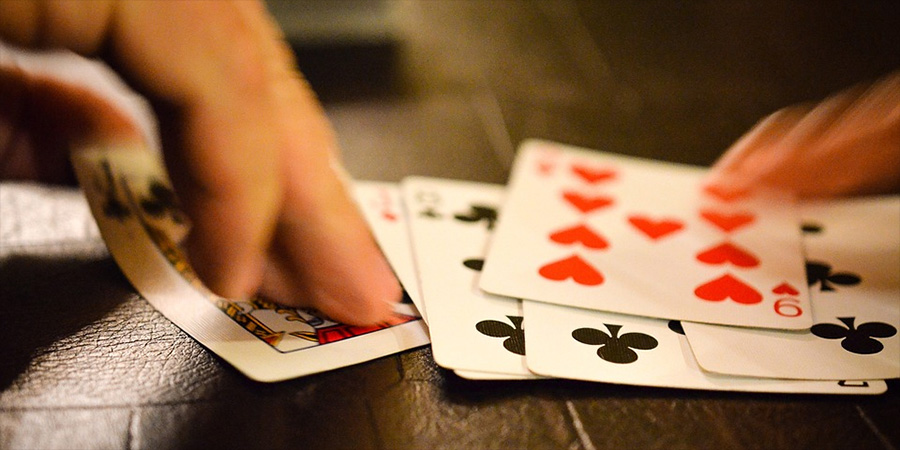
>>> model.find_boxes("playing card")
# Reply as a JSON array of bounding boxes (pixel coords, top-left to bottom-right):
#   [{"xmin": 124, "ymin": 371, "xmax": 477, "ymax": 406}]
[
  {"xmin": 523, "ymin": 300, "xmax": 885, "ymax": 394},
  {"xmin": 353, "ymin": 181, "xmax": 426, "ymax": 321},
  {"xmin": 453, "ymin": 370, "xmax": 536, "ymax": 380},
  {"xmin": 480, "ymin": 140, "xmax": 811, "ymax": 329},
  {"xmin": 402, "ymin": 177, "xmax": 538, "ymax": 379},
  {"xmin": 682, "ymin": 196, "xmax": 900, "ymax": 380},
  {"xmin": 71, "ymin": 147, "xmax": 429, "ymax": 382}
]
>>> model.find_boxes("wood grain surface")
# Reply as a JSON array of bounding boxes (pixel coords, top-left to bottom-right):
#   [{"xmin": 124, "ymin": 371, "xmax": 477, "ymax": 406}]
[{"xmin": 2, "ymin": 1, "xmax": 898, "ymax": 449}]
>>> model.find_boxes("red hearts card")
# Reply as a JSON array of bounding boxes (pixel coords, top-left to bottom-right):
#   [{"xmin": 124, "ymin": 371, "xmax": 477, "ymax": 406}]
[
  {"xmin": 479, "ymin": 140, "xmax": 811, "ymax": 330},
  {"xmin": 683, "ymin": 197, "xmax": 900, "ymax": 380}
]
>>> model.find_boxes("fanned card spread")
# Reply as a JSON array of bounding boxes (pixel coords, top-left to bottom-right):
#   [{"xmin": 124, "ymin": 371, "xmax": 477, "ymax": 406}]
[{"xmin": 72, "ymin": 140, "xmax": 896, "ymax": 393}]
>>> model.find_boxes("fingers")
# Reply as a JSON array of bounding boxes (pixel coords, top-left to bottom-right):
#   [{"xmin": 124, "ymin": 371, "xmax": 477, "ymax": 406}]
[
  {"xmin": 707, "ymin": 71, "xmax": 900, "ymax": 198},
  {"xmin": 253, "ymin": 32, "xmax": 402, "ymax": 324},
  {"xmin": 1, "ymin": 1, "xmax": 280, "ymax": 298},
  {"xmin": 0, "ymin": 65, "xmax": 140, "ymax": 182},
  {"xmin": 817, "ymin": 73, "xmax": 900, "ymax": 195},
  {"xmin": 0, "ymin": 1, "xmax": 400, "ymax": 324},
  {"xmin": 259, "ymin": 172, "xmax": 401, "ymax": 325},
  {"xmin": 707, "ymin": 105, "xmax": 809, "ymax": 191},
  {"xmin": 109, "ymin": 1, "xmax": 286, "ymax": 298}
]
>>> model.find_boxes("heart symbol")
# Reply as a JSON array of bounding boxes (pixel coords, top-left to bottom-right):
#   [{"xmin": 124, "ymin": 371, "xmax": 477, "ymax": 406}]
[
  {"xmin": 700, "ymin": 210, "xmax": 755, "ymax": 233},
  {"xmin": 627, "ymin": 216, "xmax": 684, "ymax": 240},
  {"xmin": 539, "ymin": 255, "xmax": 604, "ymax": 286},
  {"xmin": 695, "ymin": 242, "xmax": 759, "ymax": 268},
  {"xmin": 571, "ymin": 164, "xmax": 617, "ymax": 184},
  {"xmin": 537, "ymin": 161, "xmax": 555, "ymax": 175},
  {"xmin": 549, "ymin": 224, "xmax": 609, "ymax": 249},
  {"xmin": 702, "ymin": 184, "xmax": 749, "ymax": 202},
  {"xmin": 772, "ymin": 282, "xmax": 799, "ymax": 296},
  {"xmin": 694, "ymin": 273, "xmax": 762, "ymax": 304},
  {"xmin": 562, "ymin": 191, "xmax": 614, "ymax": 214}
]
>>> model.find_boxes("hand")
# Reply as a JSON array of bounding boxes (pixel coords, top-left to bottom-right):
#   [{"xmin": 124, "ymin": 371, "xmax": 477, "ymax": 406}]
[
  {"xmin": 0, "ymin": 1, "xmax": 400, "ymax": 325},
  {"xmin": 706, "ymin": 71, "xmax": 900, "ymax": 199}
]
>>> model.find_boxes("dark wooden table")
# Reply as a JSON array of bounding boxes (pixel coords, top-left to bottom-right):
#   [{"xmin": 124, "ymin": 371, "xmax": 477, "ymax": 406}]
[{"xmin": 2, "ymin": 2, "xmax": 899, "ymax": 449}]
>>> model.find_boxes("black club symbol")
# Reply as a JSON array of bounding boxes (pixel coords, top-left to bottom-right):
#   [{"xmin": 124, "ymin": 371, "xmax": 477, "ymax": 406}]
[
  {"xmin": 811, "ymin": 317, "xmax": 896, "ymax": 355},
  {"xmin": 140, "ymin": 179, "xmax": 186, "ymax": 223},
  {"xmin": 454, "ymin": 204, "xmax": 498, "ymax": 230},
  {"xmin": 572, "ymin": 324, "xmax": 658, "ymax": 364},
  {"xmin": 462, "ymin": 258, "xmax": 484, "ymax": 271},
  {"xmin": 667, "ymin": 320, "xmax": 685, "ymax": 335},
  {"xmin": 806, "ymin": 261, "xmax": 861, "ymax": 292},
  {"xmin": 476, "ymin": 316, "xmax": 525, "ymax": 355}
]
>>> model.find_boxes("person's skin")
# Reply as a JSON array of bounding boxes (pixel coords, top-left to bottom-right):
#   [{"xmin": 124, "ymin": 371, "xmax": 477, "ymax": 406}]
[
  {"xmin": 0, "ymin": 1, "xmax": 401, "ymax": 326},
  {"xmin": 706, "ymin": 71, "xmax": 900, "ymax": 198},
  {"xmin": 3, "ymin": 3, "xmax": 896, "ymax": 325}
]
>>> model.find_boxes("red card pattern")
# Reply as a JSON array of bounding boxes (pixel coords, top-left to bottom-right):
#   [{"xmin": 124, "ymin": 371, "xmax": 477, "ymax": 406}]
[
  {"xmin": 562, "ymin": 191, "xmax": 615, "ymax": 214},
  {"xmin": 695, "ymin": 241, "xmax": 760, "ymax": 268},
  {"xmin": 627, "ymin": 215, "xmax": 684, "ymax": 241},
  {"xmin": 700, "ymin": 210, "xmax": 756, "ymax": 233},
  {"xmin": 694, "ymin": 273, "xmax": 763, "ymax": 305},
  {"xmin": 371, "ymin": 188, "xmax": 398, "ymax": 222},
  {"xmin": 534, "ymin": 144, "xmax": 562, "ymax": 176},
  {"xmin": 549, "ymin": 224, "xmax": 609, "ymax": 249},
  {"xmin": 571, "ymin": 164, "xmax": 617, "ymax": 184},
  {"xmin": 772, "ymin": 282, "xmax": 799, "ymax": 296},
  {"xmin": 702, "ymin": 184, "xmax": 750, "ymax": 203},
  {"xmin": 539, "ymin": 255, "xmax": 604, "ymax": 286},
  {"xmin": 540, "ymin": 160, "xmax": 618, "ymax": 286}
]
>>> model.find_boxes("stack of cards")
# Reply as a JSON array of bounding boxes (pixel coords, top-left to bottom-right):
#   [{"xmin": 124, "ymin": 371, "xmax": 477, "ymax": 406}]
[
  {"xmin": 393, "ymin": 141, "xmax": 897, "ymax": 394},
  {"xmin": 73, "ymin": 140, "xmax": 899, "ymax": 393}
]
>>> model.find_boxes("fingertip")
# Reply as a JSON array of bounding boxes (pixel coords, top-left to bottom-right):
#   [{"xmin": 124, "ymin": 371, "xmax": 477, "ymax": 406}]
[
  {"xmin": 704, "ymin": 161, "xmax": 740, "ymax": 188},
  {"xmin": 326, "ymin": 296, "xmax": 400, "ymax": 328},
  {"xmin": 702, "ymin": 168, "xmax": 757, "ymax": 198},
  {"xmin": 320, "ymin": 256, "xmax": 403, "ymax": 327}
]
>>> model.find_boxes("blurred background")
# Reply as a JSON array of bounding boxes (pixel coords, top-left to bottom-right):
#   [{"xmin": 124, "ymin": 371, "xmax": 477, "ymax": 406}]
[{"xmin": 268, "ymin": 0, "xmax": 900, "ymax": 183}]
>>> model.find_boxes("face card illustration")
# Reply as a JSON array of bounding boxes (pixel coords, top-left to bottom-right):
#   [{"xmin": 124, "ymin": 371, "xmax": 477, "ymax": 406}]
[
  {"xmin": 402, "ymin": 176, "xmax": 538, "ymax": 378},
  {"xmin": 523, "ymin": 300, "xmax": 885, "ymax": 394},
  {"xmin": 353, "ymin": 181, "xmax": 426, "ymax": 321},
  {"xmin": 480, "ymin": 140, "xmax": 811, "ymax": 330},
  {"xmin": 71, "ymin": 148, "xmax": 429, "ymax": 382},
  {"xmin": 682, "ymin": 197, "xmax": 900, "ymax": 380}
]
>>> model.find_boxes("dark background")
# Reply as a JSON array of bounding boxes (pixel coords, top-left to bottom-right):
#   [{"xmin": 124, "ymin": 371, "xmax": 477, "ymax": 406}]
[{"xmin": 2, "ymin": 1, "xmax": 899, "ymax": 449}]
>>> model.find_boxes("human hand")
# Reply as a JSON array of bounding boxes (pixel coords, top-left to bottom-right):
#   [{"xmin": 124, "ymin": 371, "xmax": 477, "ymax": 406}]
[
  {"xmin": 0, "ymin": 1, "xmax": 400, "ymax": 325},
  {"xmin": 706, "ymin": 71, "xmax": 900, "ymax": 199}
]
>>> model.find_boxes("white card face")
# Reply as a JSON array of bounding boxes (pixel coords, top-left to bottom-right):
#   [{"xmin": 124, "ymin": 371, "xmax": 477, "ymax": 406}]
[
  {"xmin": 683, "ymin": 197, "xmax": 900, "ymax": 380},
  {"xmin": 481, "ymin": 140, "xmax": 811, "ymax": 330},
  {"xmin": 72, "ymin": 148, "xmax": 429, "ymax": 382},
  {"xmin": 353, "ymin": 181, "xmax": 426, "ymax": 321},
  {"xmin": 402, "ymin": 177, "xmax": 538, "ymax": 378},
  {"xmin": 523, "ymin": 300, "xmax": 885, "ymax": 394}
]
